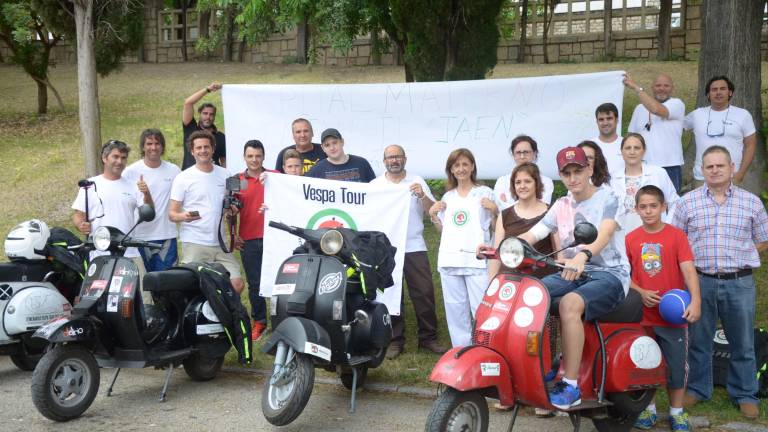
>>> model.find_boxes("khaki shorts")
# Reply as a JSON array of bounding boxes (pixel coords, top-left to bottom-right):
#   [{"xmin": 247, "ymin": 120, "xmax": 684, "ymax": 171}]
[{"xmin": 180, "ymin": 242, "xmax": 242, "ymax": 280}]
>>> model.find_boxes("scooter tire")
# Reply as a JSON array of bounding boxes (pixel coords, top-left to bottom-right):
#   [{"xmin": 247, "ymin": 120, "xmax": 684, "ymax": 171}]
[
  {"xmin": 261, "ymin": 353, "xmax": 314, "ymax": 426},
  {"xmin": 425, "ymin": 388, "xmax": 489, "ymax": 432},
  {"xmin": 339, "ymin": 366, "xmax": 367, "ymax": 390},
  {"xmin": 591, "ymin": 389, "xmax": 656, "ymax": 432},
  {"xmin": 31, "ymin": 345, "xmax": 100, "ymax": 422},
  {"xmin": 10, "ymin": 351, "xmax": 42, "ymax": 371},
  {"xmin": 182, "ymin": 354, "xmax": 224, "ymax": 381}
]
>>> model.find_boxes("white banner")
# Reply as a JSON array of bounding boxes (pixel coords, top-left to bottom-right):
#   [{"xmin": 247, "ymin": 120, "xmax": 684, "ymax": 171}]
[
  {"xmin": 260, "ymin": 174, "xmax": 410, "ymax": 315},
  {"xmin": 222, "ymin": 71, "xmax": 624, "ymax": 179}
]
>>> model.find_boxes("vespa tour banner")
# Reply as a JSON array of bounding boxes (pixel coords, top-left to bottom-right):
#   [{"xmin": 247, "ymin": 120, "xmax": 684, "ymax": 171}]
[
  {"xmin": 260, "ymin": 173, "xmax": 411, "ymax": 315},
  {"xmin": 222, "ymin": 71, "xmax": 624, "ymax": 179}
]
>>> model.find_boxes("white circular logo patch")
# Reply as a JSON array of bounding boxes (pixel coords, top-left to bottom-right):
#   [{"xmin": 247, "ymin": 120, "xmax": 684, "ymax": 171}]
[
  {"xmin": 713, "ymin": 329, "xmax": 728, "ymax": 345},
  {"xmin": 87, "ymin": 264, "xmax": 97, "ymax": 277},
  {"xmin": 513, "ymin": 307, "xmax": 534, "ymax": 328},
  {"xmin": 486, "ymin": 279, "xmax": 500, "ymax": 297},
  {"xmin": 629, "ymin": 335, "xmax": 662, "ymax": 369},
  {"xmin": 480, "ymin": 316, "xmax": 501, "ymax": 331},
  {"xmin": 498, "ymin": 282, "xmax": 516, "ymax": 301},
  {"xmin": 523, "ymin": 287, "xmax": 543, "ymax": 307}
]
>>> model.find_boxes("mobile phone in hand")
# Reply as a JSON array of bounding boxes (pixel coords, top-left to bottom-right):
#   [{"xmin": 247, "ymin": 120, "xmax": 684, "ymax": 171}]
[{"xmin": 188, "ymin": 210, "xmax": 200, "ymax": 218}]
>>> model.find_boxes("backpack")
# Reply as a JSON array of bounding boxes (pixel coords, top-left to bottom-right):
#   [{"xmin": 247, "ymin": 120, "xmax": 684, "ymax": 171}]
[{"xmin": 712, "ymin": 327, "xmax": 768, "ymax": 398}]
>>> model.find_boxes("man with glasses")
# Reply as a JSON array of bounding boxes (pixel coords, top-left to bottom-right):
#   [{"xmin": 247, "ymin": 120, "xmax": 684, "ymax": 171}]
[
  {"xmin": 625, "ymin": 73, "xmax": 686, "ymax": 193},
  {"xmin": 371, "ymin": 145, "xmax": 447, "ymax": 359},
  {"xmin": 683, "ymin": 75, "xmax": 756, "ymax": 187}
]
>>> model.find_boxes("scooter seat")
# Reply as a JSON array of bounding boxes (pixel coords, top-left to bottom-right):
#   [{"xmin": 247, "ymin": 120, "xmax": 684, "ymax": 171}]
[
  {"xmin": 549, "ymin": 289, "xmax": 642, "ymax": 323},
  {"xmin": 143, "ymin": 269, "xmax": 199, "ymax": 293}
]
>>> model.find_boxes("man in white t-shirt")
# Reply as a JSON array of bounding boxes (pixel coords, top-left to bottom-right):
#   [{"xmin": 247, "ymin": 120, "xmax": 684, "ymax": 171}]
[
  {"xmin": 625, "ymin": 73, "xmax": 686, "ymax": 193},
  {"xmin": 592, "ymin": 102, "xmax": 624, "ymax": 176},
  {"xmin": 168, "ymin": 130, "xmax": 244, "ymax": 294},
  {"xmin": 683, "ymin": 75, "xmax": 757, "ymax": 185},
  {"xmin": 124, "ymin": 129, "xmax": 181, "ymax": 272},
  {"xmin": 371, "ymin": 145, "xmax": 447, "ymax": 359}
]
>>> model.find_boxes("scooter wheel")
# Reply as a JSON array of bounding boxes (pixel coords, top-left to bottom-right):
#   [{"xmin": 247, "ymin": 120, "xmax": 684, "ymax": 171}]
[
  {"xmin": 31, "ymin": 345, "xmax": 100, "ymax": 422},
  {"xmin": 591, "ymin": 389, "xmax": 656, "ymax": 432},
  {"xmin": 425, "ymin": 388, "xmax": 489, "ymax": 432},
  {"xmin": 261, "ymin": 353, "xmax": 314, "ymax": 426},
  {"xmin": 182, "ymin": 354, "xmax": 224, "ymax": 381}
]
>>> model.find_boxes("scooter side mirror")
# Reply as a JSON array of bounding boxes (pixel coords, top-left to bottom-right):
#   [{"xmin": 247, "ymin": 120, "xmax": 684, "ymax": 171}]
[
  {"xmin": 137, "ymin": 205, "xmax": 156, "ymax": 223},
  {"xmin": 572, "ymin": 222, "xmax": 597, "ymax": 246},
  {"xmin": 354, "ymin": 310, "xmax": 369, "ymax": 325}
]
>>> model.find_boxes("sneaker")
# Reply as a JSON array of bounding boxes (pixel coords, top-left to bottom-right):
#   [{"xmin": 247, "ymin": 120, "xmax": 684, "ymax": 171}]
[
  {"xmin": 548, "ymin": 381, "xmax": 581, "ymax": 410},
  {"xmin": 669, "ymin": 412, "xmax": 691, "ymax": 431},
  {"xmin": 633, "ymin": 409, "xmax": 658, "ymax": 430},
  {"xmin": 534, "ymin": 407, "xmax": 554, "ymax": 417},
  {"xmin": 251, "ymin": 321, "xmax": 266, "ymax": 341}
]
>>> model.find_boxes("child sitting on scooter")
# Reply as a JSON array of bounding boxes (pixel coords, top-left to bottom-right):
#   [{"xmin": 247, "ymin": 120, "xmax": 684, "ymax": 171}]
[
  {"xmin": 625, "ymin": 185, "xmax": 701, "ymax": 432},
  {"xmin": 517, "ymin": 146, "xmax": 630, "ymax": 410}
]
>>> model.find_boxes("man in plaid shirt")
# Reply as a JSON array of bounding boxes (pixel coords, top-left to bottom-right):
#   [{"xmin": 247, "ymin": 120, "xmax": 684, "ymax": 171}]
[{"xmin": 672, "ymin": 145, "xmax": 768, "ymax": 419}]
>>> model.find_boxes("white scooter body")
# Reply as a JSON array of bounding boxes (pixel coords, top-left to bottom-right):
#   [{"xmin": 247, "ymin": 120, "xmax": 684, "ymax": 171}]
[{"xmin": 0, "ymin": 283, "xmax": 70, "ymax": 344}]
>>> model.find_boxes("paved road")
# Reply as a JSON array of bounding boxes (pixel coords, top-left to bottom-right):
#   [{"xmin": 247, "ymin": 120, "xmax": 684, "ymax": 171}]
[{"xmin": 1, "ymin": 356, "xmax": 618, "ymax": 431}]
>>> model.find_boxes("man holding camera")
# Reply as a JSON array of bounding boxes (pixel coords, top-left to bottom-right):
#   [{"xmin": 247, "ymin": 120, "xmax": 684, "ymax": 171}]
[
  {"xmin": 169, "ymin": 131, "xmax": 244, "ymax": 294},
  {"xmin": 234, "ymin": 140, "xmax": 277, "ymax": 341}
]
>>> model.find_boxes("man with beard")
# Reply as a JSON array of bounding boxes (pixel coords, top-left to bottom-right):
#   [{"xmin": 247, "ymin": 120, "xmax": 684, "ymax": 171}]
[
  {"xmin": 181, "ymin": 82, "xmax": 226, "ymax": 170},
  {"xmin": 625, "ymin": 73, "xmax": 686, "ymax": 192},
  {"xmin": 370, "ymin": 145, "xmax": 447, "ymax": 359},
  {"xmin": 124, "ymin": 129, "xmax": 181, "ymax": 272},
  {"xmin": 591, "ymin": 102, "xmax": 624, "ymax": 175}
]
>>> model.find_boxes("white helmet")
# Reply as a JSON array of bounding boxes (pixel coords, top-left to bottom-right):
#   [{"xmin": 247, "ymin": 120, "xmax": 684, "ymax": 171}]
[{"xmin": 5, "ymin": 219, "xmax": 51, "ymax": 260}]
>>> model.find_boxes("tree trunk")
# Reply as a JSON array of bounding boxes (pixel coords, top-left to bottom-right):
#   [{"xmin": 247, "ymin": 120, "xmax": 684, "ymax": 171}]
[
  {"xmin": 224, "ymin": 7, "xmax": 235, "ymax": 62},
  {"xmin": 542, "ymin": 0, "xmax": 549, "ymax": 63},
  {"xmin": 517, "ymin": 0, "xmax": 528, "ymax": 63},
  {"xmin": 35, "ymin": 79, "xmax": 48, "ymax": 115},
  {"xmin": 296, "ymin": 15, "xmax": 309, "ymax": 64},
  {"xmin": 657, "ymin": 0, "xmax": 671, "ymax": 60},
  {"xmin": 73, "ymin": 0, "xmax": 102, "ymax": 177},
  {"xmin": 603, "ymin": 0, "xmax": 613, "ymax": 59},
  {"xmin": 180, "ymin": 1, "xmax": 188, "ymax": 61},
  {"xmin": 238, "ymin": 37, "xmax": 246, "ymax": 62},
  {"xmin": 371, "ymin": 31, "xmax": 381, "ymax": 66},
  {"xmin": 690, "ymin": 0, "xmax": 764, "ymax": 193},
  {"xmin": 199, "ymin": 10, "xmax": 211, "ymax": 61}
]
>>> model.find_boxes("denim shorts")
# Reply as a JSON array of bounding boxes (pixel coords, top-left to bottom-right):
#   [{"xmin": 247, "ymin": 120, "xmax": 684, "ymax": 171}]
[
  {"xmin": 541, "ymin": 271, "xmax": 625, "ymax": 321},
  {"xmin": 653, "ymin": 326, "xmax": 689, "ymax": 389}
]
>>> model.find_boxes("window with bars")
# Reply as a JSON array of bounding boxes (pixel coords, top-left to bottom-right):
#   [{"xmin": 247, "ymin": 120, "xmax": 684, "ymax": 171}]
[{"xmin": 158, "ymin": 9, "xmax": 200, "ymax": 43}]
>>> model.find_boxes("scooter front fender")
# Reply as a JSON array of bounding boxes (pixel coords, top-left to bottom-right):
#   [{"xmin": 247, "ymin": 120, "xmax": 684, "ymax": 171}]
[
  {"xmin": 32, "ymin": 315, "xmax": 96, "ymax": 343},
  {"xmin": 430, "ymin": 346, "xmax": 515, "ymax": 406},
  {"xmin": 261, "ymin": 316, "xmax": 333, "ymax": 362}
]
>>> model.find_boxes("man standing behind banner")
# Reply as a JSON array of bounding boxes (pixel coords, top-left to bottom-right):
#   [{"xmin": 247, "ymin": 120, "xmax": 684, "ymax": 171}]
[
  {"xmin": 235, "ymin": 140, "xmax": 277, "ymax": 341},
  {"xmin": 274, "ymin": 118, "xmax": 327, "ymax": 174},
  {"xmin": 371, "ymin": 145, "xmax": 448, "ymax": 359},
  {"xmin": 305, "ymin": 128, "xmax": 376, "ymax": 183},
  {"xmin": 181, "ymin": 82, "xmax": 226, "ymax": 170},
  {"xmin": 592, "ymin": 102, "xmax": 625, "ymax": 175}
]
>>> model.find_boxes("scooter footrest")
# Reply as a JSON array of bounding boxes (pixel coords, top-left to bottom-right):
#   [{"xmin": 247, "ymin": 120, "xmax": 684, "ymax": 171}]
[
  {"xmin": 347, "ymin": 355, "xmax": 370, "ymax": 366},
  {"xmin": 555, "ymin": 399, "xmax": 612, "ymax": 412}
]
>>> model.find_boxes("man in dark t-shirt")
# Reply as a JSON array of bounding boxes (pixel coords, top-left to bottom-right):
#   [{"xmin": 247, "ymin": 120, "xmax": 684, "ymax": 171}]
[
  {"xmin": 305, "ymin": 128, "xmax": 375, "ymax": 183},
  {"xmin": 182, "ymin": 82, "xmax": 226, "ymax": 170},
  {"xmin": 274, "ymin": 118, "xmax": 326, "ymax": 174}
]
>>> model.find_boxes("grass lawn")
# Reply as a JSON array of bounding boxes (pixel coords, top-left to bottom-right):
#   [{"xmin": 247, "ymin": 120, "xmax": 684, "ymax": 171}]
[{"xmin": 2, "ymin": 60, "xmax": 767, "ymax": 425}]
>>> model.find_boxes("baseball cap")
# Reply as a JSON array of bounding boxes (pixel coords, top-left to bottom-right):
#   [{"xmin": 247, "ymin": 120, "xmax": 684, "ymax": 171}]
[
  {"xmin": 321, "ymin": 128, "xmax": 342, "ymax": 143},
  {"xmin": 556, "ymin": 146, "xmax": 589, "ymax": 171}
]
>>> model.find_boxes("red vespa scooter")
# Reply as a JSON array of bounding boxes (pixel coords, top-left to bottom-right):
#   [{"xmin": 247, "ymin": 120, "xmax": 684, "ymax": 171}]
[{"xmin": 425, "ymin": 223, "xmax": 666, "ymax": 432}]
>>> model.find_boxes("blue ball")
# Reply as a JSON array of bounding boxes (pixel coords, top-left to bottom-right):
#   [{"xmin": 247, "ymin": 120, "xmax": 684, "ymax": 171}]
[{"xmin": 659, "ymin": 289, "xmax": 691, "ymax": 325}]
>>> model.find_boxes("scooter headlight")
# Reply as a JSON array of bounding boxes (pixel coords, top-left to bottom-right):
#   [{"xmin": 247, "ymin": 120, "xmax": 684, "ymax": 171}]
[
  {"xmin": 320, "ymin": 230, "xmax": 344, "ymax": 255},
  {"xmin": 93, "ymin": 227, "xmax": 112, "ymax": 251},
  {"xmin": 499, "ymin": 237, "xmax": 524, "ymax": 269}
]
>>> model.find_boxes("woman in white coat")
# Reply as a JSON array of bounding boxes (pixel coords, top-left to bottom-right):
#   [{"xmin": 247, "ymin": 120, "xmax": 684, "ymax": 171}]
[
  {"xmin": 429, "ymin": 148, "xmax": 498, "ymax": 348},
  {"xmin": 493, "ymin": 135, "xmax": 554, "ymax": 210},
  {"xmin": 610, "ymin": 133, "xmax": 679, "ymax": 233}
]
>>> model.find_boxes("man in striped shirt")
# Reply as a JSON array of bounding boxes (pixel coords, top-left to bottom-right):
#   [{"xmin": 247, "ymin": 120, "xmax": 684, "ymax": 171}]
[{"xmin": 672, "ymin": 145, "xmax": 768, "ymax": 420}]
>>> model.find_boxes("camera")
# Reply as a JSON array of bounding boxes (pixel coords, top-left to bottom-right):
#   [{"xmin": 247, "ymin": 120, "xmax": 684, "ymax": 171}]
[{"xmin": 223, "ymin": 176, "xmax": 245, "ymax": 209}]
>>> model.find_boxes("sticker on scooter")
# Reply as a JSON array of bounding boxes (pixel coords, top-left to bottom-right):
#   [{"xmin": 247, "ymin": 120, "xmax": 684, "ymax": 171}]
[
  {"xmin": 197, "ymin": 323, "xmax": 225, "ymax": 335},
  {"xmin": 107, "ymin": 294, "xmax": 118, "ymax": 312},
  {"xmin": 480, "ymin": 362, "xmax": 500, "ymax": 376},
  {"xmin": 318, "ymin": 272, "xmax": 342, "ymax": 295},
  {"xmin": 713, "ymin": 329, "xmax": 728, "ymax": 345},
  {"xmin": 629, "ymin": 336, "xmax": 662, "ymax": 369},
  {"xmin": 498, "ymin": 282, "xmax": 516, "ymax": 301},
  {"xmin": 522, "ymin": 286, "xmax": 543, "ymax": 307},
  {"xmin": 87, "ymin": 264, "xmax": 98, "ymax": 277},
  {"xmin": 273, "ymin": 283, "xmax": 296, "ymax": 295},
  {"xmin": 304, "ymin": 342, "xmax": 331, "ymax": 361},
  {"xmin": 486, "ymin": 278, "xmax": 500, "ymax": 297},
  {"xmin": 282, "ymin": 263, "xmax": 301, "ymax": 274},
  {"xmin": 109, "ymin": 276, "xmax": 123, "ymax": 293},
  {"xmin": 513, "ymin": 307, "xmax": 534, "ymax": 327},
  {"xmin": 201, "ymin": 301, "xmax": 221, "ymax": 322},
  {"xmin": 63, "ymin": 326, "xmax": 84, "ymax": 337},
  {"xmin": 480, "ymin": 316, "xmax": 501, "ymax": 331}
]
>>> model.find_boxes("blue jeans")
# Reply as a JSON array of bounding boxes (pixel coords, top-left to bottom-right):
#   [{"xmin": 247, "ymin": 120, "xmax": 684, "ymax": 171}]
[
  {"xmin": 138, "ymin": 238, "xmax": 178, "ymax": 272},
  {"xmin": 687, "ymin": 274, "xmax": 757, "ymax": 404},
  {"xmin": 663, "ymin": 165, "xmax": 682, "ymax": 194},
  {"xmin": 241, "ymin": 239, "xmax": 266, "ymax": 323},
  {"xmin": 541, "ymin": 271, "xmax": 625, "ymax": 321}
]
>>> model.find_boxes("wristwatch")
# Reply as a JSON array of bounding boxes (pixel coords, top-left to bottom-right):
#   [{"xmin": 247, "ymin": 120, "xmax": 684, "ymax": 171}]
[
  {"xmin": 579, "ymin": 249, "xmax": 593, "ymax": 261},
  {"xmin": 636, "ymin": 87, "xmax": 644, "ymax": 94}
]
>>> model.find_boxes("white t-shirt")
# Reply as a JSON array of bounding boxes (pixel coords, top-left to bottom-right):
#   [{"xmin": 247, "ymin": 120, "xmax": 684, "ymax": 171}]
[
  {"xmin": 536, "ymin": 186, "xmax": 630, "ymax": 295},
  {"xmin": 592, "ymin": 135, "xmax": 625, "ymax": 177},
  {"xmin": 683, "ymin": 105, "xmax": 756, "ymax": 180},
  {"xmin": 437, "ymin": 185, "xmax": 494, "ymax": 270},
  {"xmin": 493, "ymin": 172, "xmax": 554, "ymax": 211},
  {"xmin": 370, "ymin": 173, "xmax": 435, "ymax": 253},
  {"xmin": 170, "ymin": 165, "xmax": 229, "ymax": 246},
  {"xmin": 124, "ymin": 160, "xmax": 181, "ymax": 241},
  {"xmin": 627, "ymin": 97, "xmax": 686, "ymax": 167},
  {"xmin": 71, "ymin": 175, "xmax": 144, "ymax": 258}
]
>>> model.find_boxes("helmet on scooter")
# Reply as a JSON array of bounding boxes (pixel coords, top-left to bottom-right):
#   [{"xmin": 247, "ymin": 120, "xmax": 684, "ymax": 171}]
[{"xmin": 5, "ymin": 219, "xmax": 51, "ymax": 260}]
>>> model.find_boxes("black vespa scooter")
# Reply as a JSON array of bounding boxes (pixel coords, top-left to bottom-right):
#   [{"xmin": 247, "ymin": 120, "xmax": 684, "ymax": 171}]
[
  {"xmin": 260, "ymin": 222, "xmax": 396, "ymax": 426},
  {"xmin": 30, "ymin": 206, "xmax": 233, "ymax": 422}
]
